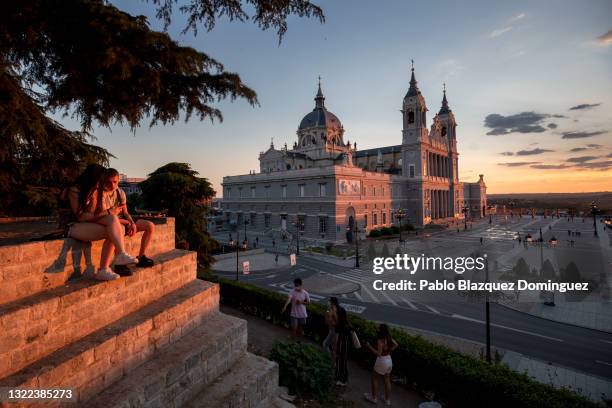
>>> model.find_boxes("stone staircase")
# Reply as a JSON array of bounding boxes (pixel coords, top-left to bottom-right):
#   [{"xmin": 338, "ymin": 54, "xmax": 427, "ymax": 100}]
[{"xmin": 0, "ymin": 218, "xmax": 290, "ymax": 407}]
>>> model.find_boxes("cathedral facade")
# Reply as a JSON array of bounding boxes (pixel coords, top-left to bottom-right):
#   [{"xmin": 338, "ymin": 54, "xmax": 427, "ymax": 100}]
[{"xmin": 221, "ymin": 66, "xmax": 487, "ymax": 243}]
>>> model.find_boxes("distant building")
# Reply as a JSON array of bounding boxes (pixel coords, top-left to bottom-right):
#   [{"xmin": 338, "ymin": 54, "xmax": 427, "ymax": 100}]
[
  {"xmin": 119, "ymin": 174, "xmax": 146, "ymax": 196},
  {"xmin": 221, "ymin": 66, "xmax": 487, "ymax": 243}
]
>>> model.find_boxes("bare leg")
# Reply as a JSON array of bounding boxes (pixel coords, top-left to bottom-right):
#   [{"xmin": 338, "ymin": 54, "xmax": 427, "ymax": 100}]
[
  {"xmin": 135, "ymin": 219, "xmax": 155, "ymax": 257},
  {"xmin": 100, "ymin": 239, "xmax": 115, "ymax": 269},
  {"xmin": 371, "ymin": 372, "xmax": 378, "ymax": 399},
  {"xmin": 384, "ymin": 373, "xmax": 391, "ymax": 401},
  {"xmin": 94, "ymin": 214, "xmax": 127, "ymax": 254}
]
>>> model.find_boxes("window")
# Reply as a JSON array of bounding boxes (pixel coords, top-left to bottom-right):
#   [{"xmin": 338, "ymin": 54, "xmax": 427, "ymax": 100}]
[
  {"xmin": 264, "ymin": 213, "xmax": 271, "ymax": 228},
  {"xmin": 364, "ymin": 214, "xmax": 368, "ymax": 227},
  {"xmin": 281, "ymin": 185, "xmax": 287, "ymax": 199},
  {"xmin": 265, "ymin": 186, "xmax": 271, "ymax": 199},
  {"xmin": 226, "ymin": 188, "xmax": 231, "ymax": 199},
  {"xmin": 319, "ymin": 183, "xmax": 327, "ymax": 197},
  {"xmin": 382, "ymin": 187, "xmax": 385, "ymax": 196},
  {"xmin": 319, "ymin": 216, "xmax": 327, "ymax": 234},
  {"xmin": 238, "ymin": 187, "xmax": 243, "ymax": 199},
  {"xmin": 250, "ymin": 187, "xmax": 256, "ymax": 198},
  {"xmin": 441, "ymin": 126, "xmax": 447, "ymax": 137},
  {"xmin": 373, "ymin": 186, "xmax": 376, "ymax": 196},
  {"xmin": 373, "ymin": 212, "xmax": 378, "ymax": 226},
  {"xmin": 408, "ymin": 110, "xmax": 415, "ymax": 124},
  {"xmin": 250, "ymin": 212, "xmax": 256, "ymax": 226},
  {"xmin": 297, "ymin": 215, "xmax": 306, "ymax": 232},
  {"xmin": 298, "ymin": 184, "xmax": 305, "ymax": 197},
  {"xmin": 409, "ymin": 164, "xmax": 415, "ymax": 178},
  {"xmin": 382, "ymin": 212, "xmax": 386, "ymax": 224}
]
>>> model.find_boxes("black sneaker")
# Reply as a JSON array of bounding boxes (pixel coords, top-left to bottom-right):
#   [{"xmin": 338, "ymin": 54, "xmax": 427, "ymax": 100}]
[
  {"xmin": 137, "ymin": 255, "xmax": 155, "ymax": 267},
  {"xmin": 114, "ymin": 264, "xmax": 133, "ymax": 277}
]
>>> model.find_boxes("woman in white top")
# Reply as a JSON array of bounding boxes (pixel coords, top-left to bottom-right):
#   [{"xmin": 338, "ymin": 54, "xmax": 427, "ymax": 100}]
[{"xmin": 63, "ymin": 164, "xmax": 139, "ymax": 280}]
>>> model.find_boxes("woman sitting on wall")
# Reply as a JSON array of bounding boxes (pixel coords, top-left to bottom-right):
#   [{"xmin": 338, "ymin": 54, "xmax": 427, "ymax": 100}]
[{"xmin": 61, "ymin": 164, "xmax": 139, "ymax": 281}]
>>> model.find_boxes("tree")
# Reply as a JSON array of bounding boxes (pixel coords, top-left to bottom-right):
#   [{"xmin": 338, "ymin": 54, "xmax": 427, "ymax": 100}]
[
  {"xmin": 512, "ymin": 257, "xmax": 530, "ymax": 278},
  {"xmin": 1, "ymin": 0, "xmax": 324, "ymax": 215},
  {"xmin": 139, "ymin": 162, "xmax": 217, "ymax": 268},
  {"xmin": 540, "ymin": 259, "xmax": 556, "ymax": 279}
]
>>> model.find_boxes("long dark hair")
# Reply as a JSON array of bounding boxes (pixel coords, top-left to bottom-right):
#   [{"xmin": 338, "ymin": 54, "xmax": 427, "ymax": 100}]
[
  {"xmin": 336, "ymin": 306, "xmax": 348, "ymax": 331},
  {"xmin": 378, "ymin": 323, "xmax": 393, "ymax": 349},
  {"xmin": 74, "ymin": 164, "xmax": 106, "ymax": 212}
]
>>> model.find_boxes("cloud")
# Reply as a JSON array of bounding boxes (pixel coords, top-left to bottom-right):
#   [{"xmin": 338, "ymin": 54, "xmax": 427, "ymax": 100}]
[
  {"xmin": 497, "ymin": 161, "xmax": 540, "ymax": 167},
  {"xmin": 607, "ymin": 153, "xmax": 612, "ymax": 158},
  {"xmin": 516, "ymin": 148, "xmax": 554, "ymax": 156},
  {"xmin": 490, "ymin": 27, "xmax": 513, "ymax": 38},
  {"xmin": 569, "ymin": 144, "xmax": 602, "ymax": 152},
  {"xmin": 561, "ymin": 130, "xmax": 608, "ymax": 139},
  {"xmin": 574, "ymin": 160, "xmax": 612, "ymax": 170},
  {"xmin": 547, "ymin": 123, "xmax": 558, "ymax": 129},
  {"xmin": 596, "ymin": 29, "xmax": 612, "ymax": 46},
  {"xmin": 484, "ymin": 111, "xmax": 565, "ymax": 135},
  {"xmin": 509, "ymin": 13, "xmax": 526, "ymax": 23},
  {"xmin": 569, "ymin": 103, "xmax": 601, "ymax": 111},
  {"xmin": 566, "ymin": 156, "xmax": 598, "ymax": 163},
  {"xmin": 436, "ymin": 59, "xmax": 465, "ymax": 80},
  {"xmin": 500, "ymin": 151, "xmax": 514, "ymax": 156},
  {"xmin": 530, "ymin": 164, "xmax": 570, "ymax": 170}
]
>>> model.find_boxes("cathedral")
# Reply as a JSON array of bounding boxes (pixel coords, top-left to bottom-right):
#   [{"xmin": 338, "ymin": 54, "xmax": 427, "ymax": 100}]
[{"xmin": 221, "ymin": 65, "xmax": 487, "ymax": 243}]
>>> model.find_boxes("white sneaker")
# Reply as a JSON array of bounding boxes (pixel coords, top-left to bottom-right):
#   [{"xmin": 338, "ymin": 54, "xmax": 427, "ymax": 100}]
[
  {"xmin": 95, "ymin": 267, "xmax": 120, "ymax": 281},
  {"xmin": 363, "ymin": 393, "xmax": 377, "ymax": 404},
  {"xmin": 114, "ymin": 252, "xmax": 138, "ymax": 266}
]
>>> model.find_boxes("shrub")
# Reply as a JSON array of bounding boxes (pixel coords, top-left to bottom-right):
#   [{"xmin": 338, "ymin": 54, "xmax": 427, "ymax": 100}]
[
  {"xmin": 325, "ymin": 242, "xmax": 334, "ymax": 252},
  {"xmin": 270, "ymin": 341, "xmax": 333, "ymax": 399},
  {"xmin": 380, "ymin": 227, "xmax": 392, "ymax": 236},
  {"xmin": 214, "ymin": 277, "xmax": 598, "ymax": 408},
  {"xmin": 369, "ymin": 229, "xmax": 381, "ymax": 238},
  {"xmin": 390, "ymin": 225, "xmax": 400, "ymax": 234}
]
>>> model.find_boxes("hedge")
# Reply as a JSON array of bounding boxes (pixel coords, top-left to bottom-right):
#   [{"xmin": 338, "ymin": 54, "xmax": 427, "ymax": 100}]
[{"xmin": 213, "ymin": 276, "xmax": 601, "ymax": 408}]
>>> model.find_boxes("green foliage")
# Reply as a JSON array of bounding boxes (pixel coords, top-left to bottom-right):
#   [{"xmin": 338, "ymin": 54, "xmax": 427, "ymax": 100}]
[
  {"xmin": 561, "ymin": 261, "xmax": 581, "ymax": 283},
  {"xmin": 270, "ymin": 342, "xmax": 333, "ymax": 399},
  {"xmin": 1, "ymin": 0, "xmax": 323, "ymax": 215},
  {"xmin": 368, "ymin": 229, "xmax": 381, "ymax": 238},
  {"xmin": 215, "ymin": 277, "xmax": 599, "ymax": 408},
  {"xmin": 140, "ymin": 163, "xmax": 218, "ymax": 268},
  {"xmin": 540, "ymin": 259, "xmax": 556, "ymax": 279}
]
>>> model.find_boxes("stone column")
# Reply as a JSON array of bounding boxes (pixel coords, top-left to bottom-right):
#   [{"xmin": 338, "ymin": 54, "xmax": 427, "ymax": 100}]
[{"xmin": 432, "ymin": 190, "xmax": 437, "ymax": 219}]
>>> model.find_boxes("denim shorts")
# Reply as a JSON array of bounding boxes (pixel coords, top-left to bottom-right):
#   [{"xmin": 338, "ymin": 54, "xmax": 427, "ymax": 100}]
[{"xmin": 291, "ymin": 317, "xmax": 307, "ymax": 327}]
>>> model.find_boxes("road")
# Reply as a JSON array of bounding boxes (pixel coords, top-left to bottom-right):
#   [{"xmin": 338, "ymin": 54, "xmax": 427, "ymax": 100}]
[{"xmin": 213, "ymin": 216, "xmax": 612, "ymax": 379}]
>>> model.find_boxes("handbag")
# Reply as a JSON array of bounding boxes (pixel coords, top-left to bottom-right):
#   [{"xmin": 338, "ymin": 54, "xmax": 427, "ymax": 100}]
[{"xmin": 350, "ymin": 331, "xmax": 361, "ymax": 349}]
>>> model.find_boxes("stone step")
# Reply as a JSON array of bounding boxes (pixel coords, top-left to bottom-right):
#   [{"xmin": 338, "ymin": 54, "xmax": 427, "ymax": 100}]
[
  {"xmin": 0, "ymin": 218, "xmax": 176, "ymax": 306},
  {"xmin": 185, "ymin": 352, "xmax": 279, "ymax": 408},
  {"xmin": 0, "ymin": 249, "xmax": 199, "ymax": 378},
  {"xmin": 86, "ymin": 312, "xmax": 247, "ymax": 408},
  {"xmin": 0, "ymin": 279, "xmax": 220, "ymax": 407}
]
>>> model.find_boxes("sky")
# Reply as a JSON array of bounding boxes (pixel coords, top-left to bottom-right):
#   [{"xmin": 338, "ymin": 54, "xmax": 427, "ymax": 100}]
[{"xmin": 61, "ymin": 0, "xmax": 612, "ymax": 195}]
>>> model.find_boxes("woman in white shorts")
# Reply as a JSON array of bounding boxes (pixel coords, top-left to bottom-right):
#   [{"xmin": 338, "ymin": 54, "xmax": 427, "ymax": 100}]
[{"xmin": 364, "ymin": 324, "xmax": 398, "ymax": 406}]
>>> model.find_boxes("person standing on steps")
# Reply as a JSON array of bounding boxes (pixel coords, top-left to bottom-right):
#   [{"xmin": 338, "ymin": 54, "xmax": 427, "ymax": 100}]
[
  {"xmin": 364, "ymin": 324, "xmax": 398, "ymax": 406},
  {"xmin": 323, "ymin": 297, "xmax": 338, "ymax": 356},
  {"xmin": 281, "ymin": 278, "xmax": 310, "ymax": 339}
]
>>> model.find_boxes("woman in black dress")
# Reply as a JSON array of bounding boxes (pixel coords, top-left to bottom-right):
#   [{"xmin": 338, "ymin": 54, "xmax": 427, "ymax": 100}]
[{"xmin": 333, "ymin": 306, "xmax": 351, "ymax": 386}]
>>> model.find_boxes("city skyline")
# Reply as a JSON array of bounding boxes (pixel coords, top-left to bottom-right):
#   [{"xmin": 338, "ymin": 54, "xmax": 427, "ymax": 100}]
[{"xmin": 58, "ymin": 0, "xmax": 612, "ymax": 195}]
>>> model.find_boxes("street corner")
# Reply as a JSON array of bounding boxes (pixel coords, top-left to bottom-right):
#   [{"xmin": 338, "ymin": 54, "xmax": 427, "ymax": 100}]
[{"xmin": 302, "ymin": 271, "xmax": 361, "ymax": 295}]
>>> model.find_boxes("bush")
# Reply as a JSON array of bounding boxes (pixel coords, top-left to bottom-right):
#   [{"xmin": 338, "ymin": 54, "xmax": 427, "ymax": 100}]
[
  {"xmin": 214, "ymin": 277, "xmax": 598, "ymax": 408},
  {"xmin": 390, "ymin": 225, "xmax": 400, "ymax": 234},
  {"xmin": 380, "ymin": 227, "xmax": 392, "ymax": 236},
  {"xmin": 368, "ymin": 229, "xmax": 381, "ymax": 238},
  {"xmin": 270, "ymin": 341, "xmax": 333, "ymax": 399}
]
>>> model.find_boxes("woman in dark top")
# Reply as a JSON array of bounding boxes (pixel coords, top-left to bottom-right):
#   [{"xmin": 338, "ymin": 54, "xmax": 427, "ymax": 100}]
[{"xmin": 333, "ymin": 306, "xmax": 351, "ymax": 386}]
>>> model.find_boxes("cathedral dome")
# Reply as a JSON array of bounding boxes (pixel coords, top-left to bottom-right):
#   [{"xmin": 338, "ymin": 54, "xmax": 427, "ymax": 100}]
[{"xmin": 298, "ymin": 82, "xmax": 343, "ymax": 131}]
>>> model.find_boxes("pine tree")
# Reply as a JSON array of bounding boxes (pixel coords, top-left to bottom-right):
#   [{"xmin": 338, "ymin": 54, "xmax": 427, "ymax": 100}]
[{"xmin": 1, "ymin": 0, "xmax": 324, "ymax": 214}]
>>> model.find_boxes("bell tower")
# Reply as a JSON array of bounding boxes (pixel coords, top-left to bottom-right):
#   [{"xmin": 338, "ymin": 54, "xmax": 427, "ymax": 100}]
[{"xmin": 401, "ymin": 62, "xmax": 429, "ymax": 179}]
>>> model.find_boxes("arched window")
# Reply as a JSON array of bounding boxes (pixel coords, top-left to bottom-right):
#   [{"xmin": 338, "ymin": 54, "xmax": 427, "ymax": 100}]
[
  {"xmin": 441, "ymin": 126, "xmax": 447, "ymax": 137},
  {"xmin": 286, "ymin": 164, "xmax": 291, "ymax": 170},
  {"xmin": 408, "ymin": 111, "xmax": 415, "ymax": 124}
]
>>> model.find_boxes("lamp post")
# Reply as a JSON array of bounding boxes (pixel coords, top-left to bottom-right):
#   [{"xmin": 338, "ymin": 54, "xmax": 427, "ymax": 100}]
[
  {"xmin": 462, "ymin": 204, "xmax": 469, "ymax": 230},
  {"xmin": 293, "ymin": 219, "xmax": 304, "ymax": 255},
  {"xmin": 395, "ymin": 209, "xmax": 406, "ymax": 243},
  {"xmin": 485, "ymin": 256, "xmax": 491, "ymax": 363},
  {"xmin": 243, "ymin": 219, "xmax": 249, "ymax": 248},
  {"xmin": 233, "ymin": 225, "xmax": 240, "ymax": 281},
  {"xmin": 348, "ymin": 223, "xmax": 361, "ymax": 268},
  {"xmin": 591, "ymin": 201, "xmax": 598, "ymax": 237}
]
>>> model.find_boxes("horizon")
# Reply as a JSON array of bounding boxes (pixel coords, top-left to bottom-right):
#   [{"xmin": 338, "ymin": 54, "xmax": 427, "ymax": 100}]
[{"xmin": 57, "ymin": 0, "xmax": 611, "ymax": 196}]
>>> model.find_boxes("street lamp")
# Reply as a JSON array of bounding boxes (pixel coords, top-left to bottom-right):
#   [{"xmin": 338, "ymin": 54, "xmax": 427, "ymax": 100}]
[
  {"xmin": 549, "ymin": 236, "xmax": 558, "ymax": 247},
  {"xmin": 485, "ymin": 256, "xmax": 491, "ymax": 363},
  {"xmin": 348, "ymin": 223, "xmax": 361, "ymax": 267},
  {"xmin": 526, "ymin": 233, "xmax": 533, "ymax": 243},
  {"xmin": 395, "ymin": 208, "xmax": 406, "ymax": 243},
  {"xmin": 462, "ymin": 204, "xmax": 469, "ymax": 230},
  {"xmin": 293, "ymin": 219, "xmax": 304, "ymax": 255},
  {"xmin": 243, "ymin": 219, "xmax": 249, "ymax": 247},
  {"xmin": 591, "ymin": 201, "xmax": 598, "ymax": 237}
]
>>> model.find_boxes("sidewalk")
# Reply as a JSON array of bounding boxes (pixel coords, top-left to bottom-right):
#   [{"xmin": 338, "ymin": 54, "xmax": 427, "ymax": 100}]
[{"xmin": 220, "ymin": 305, "xmax": 426, "ymax": 408}]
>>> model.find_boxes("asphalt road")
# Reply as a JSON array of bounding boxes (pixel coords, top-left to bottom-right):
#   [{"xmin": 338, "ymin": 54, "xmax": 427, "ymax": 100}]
[{"xmin": 213, "ymin": 216, "xmax": 612, "ymax": 379}]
